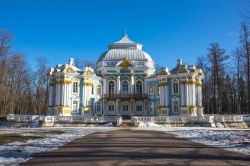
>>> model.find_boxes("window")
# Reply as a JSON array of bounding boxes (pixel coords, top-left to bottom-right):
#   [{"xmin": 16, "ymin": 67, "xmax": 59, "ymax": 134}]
[
  {"xmin": 90, "ymin": 98, "xmax": 94, "ymax": 107},
  {"xmin": 173, "ymin": 100, "xmax": 179, "ymax": 113},
  {"xmin": 96, "ymin": 102, "xmax": 101, "ymax": 112},
  {"xmin": 97, "ymin": 85, "xmax": 102, "ymax": 95},
  {"xmin": 91, "ymin": 85, "xmax": 94, "ymax": 95},
  {"xmin": 136, "ymin": 81, "xmax": 142, "ymax": 94},
  {"xmin": 173, "ymin": 82, "xmax": 179, "ymax": 94},
  {"xmin": 73, "ymin": 101, "xmax": 78, "ymax": 112},
  {"xmin": 122, "ymin": 81, "xmax": 129, "ymax": 94},
  {"xmin": 73, "ymin": 82, "xmax": 78, "ymax": 93},
  {"xmin": 107, "ymin": 62, "xmax": 117, "ymax": 67},
  {"xmin": 109, "ymin": 81, "xmax": 115, "ymax": 94},
  {"xmin": 149, "ymin": 85, "xmax": 154, "ymax": 96},
  {"xmin": 136, "ymin": 105, "xmax": 143, "ymax": 111},
  {"xmin": 108, "ymin": 104, "xmax": 115, "ymax": 112},
  {"xmin": 123, "ymin": 105, "xmax": 129, "ymax": 111}
]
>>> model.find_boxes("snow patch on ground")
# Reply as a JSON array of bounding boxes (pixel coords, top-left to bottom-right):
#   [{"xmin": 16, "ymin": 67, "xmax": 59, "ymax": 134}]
[
  {"xmin": 97, "ymin": 122, "xmax": 114, "ymax": 127},
  {"xmin": 138, "ymin": 122, "xmax": 161, "ymax": 127},
  {"xmin": 134, "ymin": 124, "xmax": 250, "ymax": 155},
  {"xmin": 216, "ymin": 122, "xmax": 225, "ymax": 128},
  {"xmin": 172, "ymin": 129, "xmax": 250, "ymax": 155},
  {"xmin": 0, "ymin": 127, "xmax": 115, "ymax": 166}
]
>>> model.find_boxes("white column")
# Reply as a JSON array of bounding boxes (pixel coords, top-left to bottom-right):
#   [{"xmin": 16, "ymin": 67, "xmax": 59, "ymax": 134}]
[
  {"xmin": 162, "ymin": 85, "xmax": 166, "ymax": 106},
  {"xmin": 188, "ymin": 84, "xmax": 191, "ymax": 106},
  {"xmin": 86, "ymin": 86, "xmax": 90, "ymax": 106},
  {"xmin": 117, "ymin": 75, "xmax": 120, "ymax": 94},
  {"xmin": 65, "ymin": 84, "xmax": 68, "ymax": 106},
  {"xmin": 103, "ymin": 78, "xmax": 107, "ymax": 94},
  {"xmin": 165, "ymin": 86, "xmax": 169, "ymax": 106},
  {"xmin": 60, "ymin": 84, "xmax": 63, "ymax": 105},
  {"xmin": 192, "ymin": 84, "xmax": 196, "ymax": 106},
  {"xmin": 185, "ymin": 84, "xmax": 189, "ymax": 106},
  {"xmin": 188, "ymin": 84, "xmax": 193, "ymax": 106},
  {"xmin": 61, "ymin": 84, "xmax": 65, "ymax": 106},
  {"xmin": 130, "ymin": 75, "xmax": 134, "ymax": 94},
  {"xmin": 180, "ymin": 84, "xmax": 185, "ymax": 106},
  {"xmin": 83, "ymin": 85, "xmax": 86, "ymax": 107},
  {"xmin": 197, "ymin": 86, "xmax": 202, "ymax": 106},
  {"xmin": 68, "ymin": 84, "xmax": 72, "ymax": 106},
  {"xmin": 55, "ymin": 84, "xmax": 58, "ymax": 105},
  {"xmin": 55, "ymin": 83, "xmax": 60, "ymax": 105},
  {"xmin": 159, "ymin": 86, "xmax": 162, "ymax": 106},
  {"xmin": 48, "ymin": 86, "xmax": 53, "ymax": 106}
]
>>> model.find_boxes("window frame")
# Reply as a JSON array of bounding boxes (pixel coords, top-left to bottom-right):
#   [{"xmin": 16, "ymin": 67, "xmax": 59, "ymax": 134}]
[
  {"xmin": 73, "ymin": 82, "xmax": 78, "ymax": 93},
  {"xmin": 72, "ymin": 100, "xmax": 78, "ymax": 113},
  {"xmin": 122, "ymin": 81, "xmax": 129, "ymax": 94},
  {"xmin": 173, "ymin": 82, "xmax": 179, "ymax": 94},
  {"xmin": 108, "ymin": 81, "xmax": 115, "ymax": 94},
  {"xmin": 97, "ymin": 85, "xmax": 102, "ymax": 95},
  {"xmin": 136, "ymin": 81, "xmax": 143, "ymax": 94}
]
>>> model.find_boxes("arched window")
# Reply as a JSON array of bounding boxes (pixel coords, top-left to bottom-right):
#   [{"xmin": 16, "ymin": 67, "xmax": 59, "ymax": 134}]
[
  {"xmin": 97, "ymin": 85, "xmax": 102, "ymax": 95},
  {"xmin": 136, "ymin": 81, "xmax": 142, "ymax": 94},
  {"xmin": 122, "ymin": 81, "xmax": 129, "ymax": 94},
  {"xmin": 109, "ymin": 81, "xmax": 115, "ymax": 94},
  {"xmin": 96, "ymin": 102, "xmax": 101, "ymax": 112}
]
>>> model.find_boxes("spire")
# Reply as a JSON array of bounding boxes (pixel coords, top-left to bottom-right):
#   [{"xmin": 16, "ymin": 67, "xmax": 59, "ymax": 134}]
[
  {"xmin": 69, "ymin": 58, "xmax": 75, "ymax": 66},
  {"xmin": 124, "ymin": 27, "xmax": 127, "ymax": 36}
]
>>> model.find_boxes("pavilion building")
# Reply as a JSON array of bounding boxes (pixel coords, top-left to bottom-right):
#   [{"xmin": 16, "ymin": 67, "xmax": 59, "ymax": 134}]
[{"xmin": 48, "ymin": 35, "xmax": 204, "ymax": 116}]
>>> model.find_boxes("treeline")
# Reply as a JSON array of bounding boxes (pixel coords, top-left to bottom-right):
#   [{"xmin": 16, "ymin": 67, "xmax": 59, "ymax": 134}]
[
  {"xmin": 0, "ymin": 29, "xmax": 48, "ymax": 116},
  {"xmin": 196, "ymin": 22, "xmax": 250, "ymax": 114}
]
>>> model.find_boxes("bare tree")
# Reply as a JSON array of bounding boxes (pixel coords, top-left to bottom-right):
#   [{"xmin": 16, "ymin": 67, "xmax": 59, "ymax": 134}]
[
  {"xmin": 240, "ymin": 22, "xmax": 250, "ymax": 113},
  {"xmin": 34, "ymin": 57, "xmax": 49, "ymax": 115},
  {"xmin": 207, "ymin": 43, "xmax": 229, "ymax": 114}
]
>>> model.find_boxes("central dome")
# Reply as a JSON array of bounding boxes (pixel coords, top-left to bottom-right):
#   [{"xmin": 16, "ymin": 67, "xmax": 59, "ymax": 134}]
[{"xmin": 97, "ymin": 34, "xmax": 153, "ymax": 62}]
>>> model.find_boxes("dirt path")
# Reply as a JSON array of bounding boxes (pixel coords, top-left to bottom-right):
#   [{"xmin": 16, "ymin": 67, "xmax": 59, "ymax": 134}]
[{"xmin": 21, "ymin": 129, "xmax": 250, "ymax": 166}]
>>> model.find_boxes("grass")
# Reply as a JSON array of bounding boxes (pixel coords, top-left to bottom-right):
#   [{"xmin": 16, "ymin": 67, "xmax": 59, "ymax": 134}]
[{"xmin": 0, "ymin": 130, "xmax": 64, "ymax": 144}]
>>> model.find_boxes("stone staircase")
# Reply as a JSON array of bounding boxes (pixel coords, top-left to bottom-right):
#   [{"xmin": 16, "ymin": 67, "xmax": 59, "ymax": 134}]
[{"xmin": 118, "ymin": 116, "xmax": 133, "ymax": 127}]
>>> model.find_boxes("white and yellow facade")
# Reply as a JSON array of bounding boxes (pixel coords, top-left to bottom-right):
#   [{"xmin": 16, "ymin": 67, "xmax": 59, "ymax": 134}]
[{"xmin": 48, "ymin": 35, "xmax": 204, "ymax": 116}]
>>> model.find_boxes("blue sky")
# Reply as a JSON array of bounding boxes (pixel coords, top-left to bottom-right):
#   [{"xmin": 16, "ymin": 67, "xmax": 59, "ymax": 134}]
[{"xmin": 0, "ymin": 0, "xmax": 249, "ymax": 70}]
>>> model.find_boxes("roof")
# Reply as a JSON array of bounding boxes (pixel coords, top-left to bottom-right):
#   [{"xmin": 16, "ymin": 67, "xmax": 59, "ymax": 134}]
[
  {"xmin": 97, "ymin": 34, "xmax": 153, "ymax": 63},
  {"xmin": 114, "ymin": 34, "xmax": 136, "ymax": 44},
  {"xmin": 97, "ymin": 49, "xmax": 153, "ymax": 62}
]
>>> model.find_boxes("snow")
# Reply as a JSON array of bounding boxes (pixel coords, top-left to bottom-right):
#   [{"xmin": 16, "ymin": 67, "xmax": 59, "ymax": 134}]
[
  {"xmin": 1, "ymin": 122, "xmax": 249, "ymax": 165},
  {"xmin": 216, "ymin": 122, "xmax": 225, "ymax": 128},
  {"xmin": 171, "ymin": 129, "xmax": 250, "ymax": 155},
  {"xmin": 0, "ymin": 127, "xmax": 115, "ymax": 166},
  {"xmin": 134, "ymin": 123, "xmax": 250, "ymax": 155},
  {"xmin": 138, "ymin": 121, "xmax": 161, "ymax": 127},
  {"xmin": 97, "ymin": 122, "xmax": 114, "ymax": 127}
]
